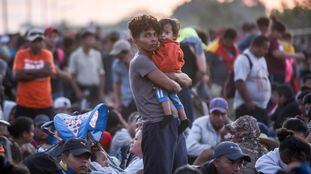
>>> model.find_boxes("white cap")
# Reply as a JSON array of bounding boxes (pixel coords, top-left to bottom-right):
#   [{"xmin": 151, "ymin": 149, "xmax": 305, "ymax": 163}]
[
  {"xmin": 26, "ymin": 28, "xmax": 45, "ymax": 42},
  {"xmin": 53, "ymin": 97, "xmax": 71, "ymax": 109},
  {"xmin": 110, "ymin": 39, "xmax": 131, "ymax": 56}
]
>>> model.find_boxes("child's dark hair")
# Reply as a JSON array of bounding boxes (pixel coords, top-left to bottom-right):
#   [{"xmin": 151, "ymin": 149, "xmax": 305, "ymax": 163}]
[
  {"xmin": 159, "ymin": 18, "xmax": 180, "ymax": 37},
  {"xmin": 283, "ymin": 32, "xmax": 292, "ymax": 40},
  {"xmin": 7, "ymin": 117, "xmax": 33, "ymax": 139},
  {"xmin": 282, "ymin": 118, "xmax": 309, "ymax": 137},
  {"xmin": 128, "ymin": 15, "xmax": 161, "ymax": 39},
  {"xmin": 277, "ymin": 129, "xmax": 311, "ymax": 162}
]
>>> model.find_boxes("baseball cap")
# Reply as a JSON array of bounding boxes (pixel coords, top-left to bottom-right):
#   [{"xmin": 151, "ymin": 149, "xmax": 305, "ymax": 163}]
[
  {"xmin": 62, "ymin": 138, "xmax": 91, "ymax": 156},
  {"xmin": 27, "ymin": 28, "xmax": 45, "ymax": 42},
  {"xmin": 44, "ymin": 27, "xmax": 58, "ymax": 36},
  {"xmin": 54, "ymin": 97, "xmax": 71, "ymax": 109},
  {"xmin": 110, "ymin": 39, "xmax": 131, "ymax": 56},
  {"xmin": 33, "ymin": 114, "xmax": 50, "ymax": 126},
  {"xmin": 209, "ymin": 97, "xmax": 228, "ymax": 113},
  {"xmin": 212, "ymin": 141, "xmax": 251, "ymax": 162}
]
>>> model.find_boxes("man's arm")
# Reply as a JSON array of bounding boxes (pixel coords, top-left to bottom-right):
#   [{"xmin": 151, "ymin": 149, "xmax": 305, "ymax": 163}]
[
  {"xmin": 113, "ymin": 82, "xmax": 122, "ymax": 111},
  {"xmin": 273, "ymin": 50, "xmax": 305, "ymax": 60},
  {"xmin": 146, "ymin": 69, "xmax": 182, "ymax": 93},
  {"xmin": 15, "ymin": 63, "xmax": 52, "ymax": 81}
]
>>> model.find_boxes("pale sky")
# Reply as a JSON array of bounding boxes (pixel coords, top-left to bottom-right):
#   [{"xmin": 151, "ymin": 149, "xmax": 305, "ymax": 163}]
[
  {"xmin": 0, "ymin": 0, "xmax": 304, "ymax": 34},
  {"xmin": 0, "ymin": 0, "xmax": 190, "ymax": 34}
]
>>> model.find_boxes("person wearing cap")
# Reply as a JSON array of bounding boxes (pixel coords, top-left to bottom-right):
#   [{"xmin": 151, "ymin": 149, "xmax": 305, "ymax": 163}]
[
  {"xmin": 69, "ymin": 31, "xmax": 105, "ymax": 107},
  {"xmin": 233, "ymin": 35, "xmax": 271, "ymax": 125},
  {"xmin": 60, "ymin": 138, "xmax": 91, "ymax": 174},
  {"xmin": 186, "ymin": 97, "xmax": 229, "ymax": 158},
  {"xmin": 32, "ymin": 114, "xmax": 58, "ymax": 148},
  {"xmin": 44, "ymin": 27, "xmax": 73, "ymax": 99},
  {"xmin": 200, "ymin": 141, "xmax": 251, "ymax": 174},
  {"xmin": 13, "ymin": 28, "xmax": 56, "ymax": 119},
  {"xmin": 111, "ymin": 39, "xmax": 136, "ymax": 120},
  {"xmin": 54, "ymin": 96, "xmax": 72, "ymax": 114}
]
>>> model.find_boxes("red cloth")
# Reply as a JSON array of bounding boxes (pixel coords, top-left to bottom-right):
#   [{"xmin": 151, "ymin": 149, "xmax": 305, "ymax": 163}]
[
  {"xmin": 215, "ymin": 39, "xmax": 239, "ymax": 71},
  {"xmin": 100, "ymin": 131, "xmax": 112, "ymax": 151},
  {"xmin": 152, "ymin": 39, "xmax": 184, "ymax": 73}
]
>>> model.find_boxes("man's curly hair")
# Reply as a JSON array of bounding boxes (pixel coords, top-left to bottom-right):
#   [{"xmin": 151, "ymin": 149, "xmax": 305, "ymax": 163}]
[{"xmin": 128, "ymin": 14, "xmax": 161, "ymax": 39}]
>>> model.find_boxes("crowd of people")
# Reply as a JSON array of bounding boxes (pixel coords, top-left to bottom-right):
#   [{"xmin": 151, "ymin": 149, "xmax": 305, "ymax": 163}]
[{"xmin": 0, "ymin": 13, "xmax": 310, "ymax": 174}]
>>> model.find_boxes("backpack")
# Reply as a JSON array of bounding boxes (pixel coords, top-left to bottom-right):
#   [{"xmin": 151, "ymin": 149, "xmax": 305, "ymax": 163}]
[{"xmin": 223, "ymin": 53, "xmax": 253, "ymax": 99}]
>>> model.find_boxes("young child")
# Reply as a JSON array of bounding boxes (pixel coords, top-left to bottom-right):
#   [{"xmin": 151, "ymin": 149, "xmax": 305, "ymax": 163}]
[{"xmin": 151, "ymin": 18, "xmax": 189, "ymax": 132}]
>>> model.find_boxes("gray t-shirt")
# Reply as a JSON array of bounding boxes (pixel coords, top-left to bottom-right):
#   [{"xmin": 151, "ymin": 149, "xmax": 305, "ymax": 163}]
[{"xmin": 129, "ymin": 52, "xmax": 177, "ymax": 123}]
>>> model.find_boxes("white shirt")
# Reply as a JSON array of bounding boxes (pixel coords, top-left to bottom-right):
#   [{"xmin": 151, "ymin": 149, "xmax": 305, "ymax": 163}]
[
  {"xmin": 186, "ymin": 116, "xmax": 221, "ymax": 157},
  {"xmin": 255, "ymin": 148, "xmax": 287, "ymax": 174},
  {"xmin": 69, "ymin": 47, "xmax": 104, "ymax": 86},
  {"xmin": 124, "ymin": 157, "xmax": 143, "ymax": 174},
  {"xmin": 233, "ymin": 49, "xmax": 271, "ymax": 109}
]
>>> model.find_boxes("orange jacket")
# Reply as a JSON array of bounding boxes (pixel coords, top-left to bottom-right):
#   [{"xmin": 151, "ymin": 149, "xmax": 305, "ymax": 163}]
[{"xmin": 152, "ymin": 39, "xmax": 184, "ymax": 73}]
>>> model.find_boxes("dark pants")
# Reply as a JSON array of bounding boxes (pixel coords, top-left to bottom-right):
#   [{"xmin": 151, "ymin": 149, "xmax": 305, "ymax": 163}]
[
  {"xmin": 178, "ymin": 88, "xmax": 194, "ymax": 126},
  {"xmin": 235, "ymin": 104, "xmax": 269, "ymax": 125},
  {"xmin": 142, "ymin": 118, "xmax": 188, "ymax": 174},
  {"xmin": 121, "ymin": 100, "xmax": 137, "ymax": 121},
  {"xmin": 15, "ymin": 105, "xmax": 54, "ymax": 119},
  {"xmin": 78, "ymin": 84, "xmax": 100, "ymax": 107}
]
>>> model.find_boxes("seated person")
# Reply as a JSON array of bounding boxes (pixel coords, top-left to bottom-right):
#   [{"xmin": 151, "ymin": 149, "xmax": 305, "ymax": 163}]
[
  {"xmin": 200, "ymin": 141, "xmax": 251, "ymax": 174},
  {"xmin": 32, "ymin": 114, "xmax": 58, "ymax": 151},
  {"xmin": 255, "ymin": 129, "xmax": 311, "ymax": 174},
  {"xmin": 60, "ymin": 138, "xmax": 91, "ymax": 174}
]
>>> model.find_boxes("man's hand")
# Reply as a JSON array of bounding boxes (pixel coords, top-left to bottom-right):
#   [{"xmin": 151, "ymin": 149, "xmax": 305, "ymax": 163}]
[{"xmin": 172, "ymin": 80, "xmax": 182, "ymax": 93}]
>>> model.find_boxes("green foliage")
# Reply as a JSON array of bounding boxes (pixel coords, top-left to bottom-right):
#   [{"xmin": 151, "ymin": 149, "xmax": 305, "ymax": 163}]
[{"xmin": 273, "ymin": 7, "xmax": 311, "ymax": 29}]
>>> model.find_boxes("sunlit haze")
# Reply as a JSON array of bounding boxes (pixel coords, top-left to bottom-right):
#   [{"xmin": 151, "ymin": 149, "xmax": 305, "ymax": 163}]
[{"xmin": 0, "ymin": 0, "xmax": 308, "ymax": 34}]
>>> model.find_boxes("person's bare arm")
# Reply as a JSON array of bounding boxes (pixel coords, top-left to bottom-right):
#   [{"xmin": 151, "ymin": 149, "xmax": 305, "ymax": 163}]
[
  {"xmin": 273, "ymin": 50, "xmax": 305, "ymax": 60},
  {"xmin": 190, "ymin": 46, "xmax": 207, "ymax": 85},
  {"xmin": 166, "ymin": 72, "xmax": 192, "ymax": 87},
  {"xmin": 147, "ymin": 69, "xmax": 182, "ymax": 93},
  {"xmin": 193, "ymin": 147, "xmax": 214, "ymax": 166},
  {"xmin": 113, "ymin": 83, "xmax": 122, "ymax": 111},
  {"xmin": 15, "ymin": 64, "xmax": 52, "ymax": 81},
  {"xmin": 55, "ymin": 67, "xmax": 72, "ymax": 81}
]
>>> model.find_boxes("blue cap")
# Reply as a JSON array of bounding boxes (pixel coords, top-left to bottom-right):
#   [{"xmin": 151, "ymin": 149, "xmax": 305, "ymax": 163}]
[
  {"xmin": 212, "ymin": 141, "xmax": 251, "ymax": 162},
  {"xmin": 209, "ymin": 98, "xmax": 228, "ymax": 113}
]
